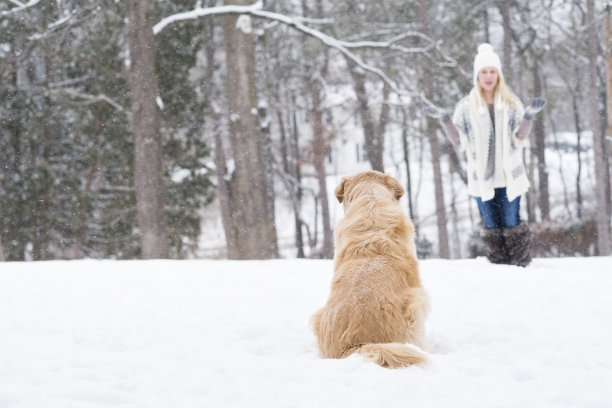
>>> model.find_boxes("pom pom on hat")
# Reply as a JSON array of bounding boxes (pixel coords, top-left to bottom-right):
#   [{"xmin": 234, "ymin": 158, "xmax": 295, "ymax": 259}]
[
  {"xmin": 477, "ymin": 43, "xmax": 495, "ymax": 54},
  {"xmin": 473, "ymin": 43, "xmax": 503, "ymax": 86}
]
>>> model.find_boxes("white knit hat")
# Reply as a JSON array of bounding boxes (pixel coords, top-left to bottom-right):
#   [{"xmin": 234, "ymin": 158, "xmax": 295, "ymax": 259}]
[{"xmin": 473, "ymin": 43, "xmax": 503, "ymax": 86}]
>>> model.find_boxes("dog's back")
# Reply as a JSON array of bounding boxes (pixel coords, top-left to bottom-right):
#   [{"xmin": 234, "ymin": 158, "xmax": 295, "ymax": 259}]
[{"xmin": 311, "ymin": 171, "xmax": 429, "ymax": 368}]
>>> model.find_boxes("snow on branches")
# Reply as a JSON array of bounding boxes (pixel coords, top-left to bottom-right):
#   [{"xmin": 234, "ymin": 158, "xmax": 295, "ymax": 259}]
[{"xmin": 152, "ymin": 1, "xmax": 450, "ymax": 109}]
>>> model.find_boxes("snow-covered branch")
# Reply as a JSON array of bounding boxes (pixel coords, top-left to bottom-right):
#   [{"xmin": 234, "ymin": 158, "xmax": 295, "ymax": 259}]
[
  {"xmin": 28, "ymin": 12, "xmax": 74, "ymax": 40},
  {"xmin": 50, "ymin": 87, "xmax": 126, "ymax": 114},
  {"xmin": 338, "ymin": 31, "xmax": 433, "ymax": 51},
  {"xmin": 0, "ymin": 0, "xmax": 41, "ymax": 16},
  {"xmin": 153, "ymin": 2, "xmax": 264, "ymax": 35},
  {"xmin": 343, "ymin": 29, "xmax": 457, "ymax": 68},
  {"xmin": 7, "ymin": 0, "xmax": 25, "ymax": 7},
  {"xmin": 153, "ymin": 2, "xmax": 440, "ymax": 105}
]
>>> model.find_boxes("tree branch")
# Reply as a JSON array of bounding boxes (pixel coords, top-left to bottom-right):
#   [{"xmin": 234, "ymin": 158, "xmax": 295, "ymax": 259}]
[
  {"xmin": 28, "ymin": 12, "xmax": 74, "ymax": 40},
  {"xmin": 49, "ymin": 87, "xmax": 126, "ymax": 113},
  {"xmin": 153, "ymin": 1, "xmax": 440, "ymax": 107},
  {"xmin": 7, "ymin": 0, "xmax": 26, "ymax": 7},
  {"xmin": 1, "ymin": 0, "xmax": 41, "ymax": 16}
]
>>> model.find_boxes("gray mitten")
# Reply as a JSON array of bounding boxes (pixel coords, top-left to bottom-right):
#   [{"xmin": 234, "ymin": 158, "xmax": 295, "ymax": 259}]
[
  {"xmin": 524, "ymin": 97, "xmax": 547, "ymax": 119},
  {"xmin": 423, "ymin": 106, "xmax": 451, "ymax": 123}
]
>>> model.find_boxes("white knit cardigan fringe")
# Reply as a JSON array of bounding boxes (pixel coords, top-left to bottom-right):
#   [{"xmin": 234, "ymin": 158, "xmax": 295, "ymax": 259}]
[{"xmin": 452, "ymin": 88, "xmax": 530, "ymax": 202}]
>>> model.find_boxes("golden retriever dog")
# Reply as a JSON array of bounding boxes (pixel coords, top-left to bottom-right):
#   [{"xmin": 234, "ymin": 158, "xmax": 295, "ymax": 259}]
[{"xmin": 311, "ymin": 171, "xmax": 429, "ymax": 369}]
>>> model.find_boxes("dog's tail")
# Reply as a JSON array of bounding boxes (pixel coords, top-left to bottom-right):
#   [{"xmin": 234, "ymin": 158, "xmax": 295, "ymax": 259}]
[{"xmin": 344, "ymin": 343, "xmax": 428, "ymax": 369}]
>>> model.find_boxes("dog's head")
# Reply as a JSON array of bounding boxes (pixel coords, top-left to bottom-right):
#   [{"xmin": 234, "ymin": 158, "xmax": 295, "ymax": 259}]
[{"xmin": 335, "ymin": 171, "xmax": 404, "ymax": 209}]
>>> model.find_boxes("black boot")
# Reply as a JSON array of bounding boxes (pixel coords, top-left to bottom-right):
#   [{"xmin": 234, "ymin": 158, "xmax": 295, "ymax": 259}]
[
  {"xmin": 503, "ymin": 221, "xmax": 532, "ymax": 267},
  {"xmin": 481, "ymin": 227, "xmax": 508, "ymax": 264}
]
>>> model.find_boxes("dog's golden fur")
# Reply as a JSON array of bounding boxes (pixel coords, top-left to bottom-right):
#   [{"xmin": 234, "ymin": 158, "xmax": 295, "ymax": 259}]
[{"xmin": 311, "ymin": 171, "xmax": 429, "ymax": 369}]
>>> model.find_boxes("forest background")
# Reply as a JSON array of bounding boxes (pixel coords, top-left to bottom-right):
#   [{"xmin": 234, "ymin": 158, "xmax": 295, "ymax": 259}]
[{"xmin": 1, "ymin": 0, "xmax": 610, "ymax": 261}]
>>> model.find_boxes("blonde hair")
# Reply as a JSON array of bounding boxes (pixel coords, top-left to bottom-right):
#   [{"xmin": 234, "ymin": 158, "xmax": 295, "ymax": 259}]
[{"xmin": 477, "ymin": 73, "xmax": 519, "ymax": 108}]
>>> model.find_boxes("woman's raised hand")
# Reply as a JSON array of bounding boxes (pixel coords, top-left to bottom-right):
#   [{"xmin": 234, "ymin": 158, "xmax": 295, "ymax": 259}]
[
  {"xmin": 524, "ymin": 98, "xmax": 547, "ymax": 119},
  {"xmin": 422, "ymin": 106, "xmax": 451, "ymax": 122}
]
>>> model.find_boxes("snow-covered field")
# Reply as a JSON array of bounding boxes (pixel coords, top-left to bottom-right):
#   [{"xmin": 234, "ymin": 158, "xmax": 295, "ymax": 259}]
[{"xmin": 1, "ymin": 257, "xmax": 611, "ymax": 408}]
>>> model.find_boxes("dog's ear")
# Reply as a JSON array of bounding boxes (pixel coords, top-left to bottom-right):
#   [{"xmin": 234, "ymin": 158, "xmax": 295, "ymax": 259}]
[
  {"xmin": 385, "ymin": 174, "xmax": 405, "ymax": 201},
  {"xmin": 335, "ymin": 178, "xmax": 347, "ymax": 203}
]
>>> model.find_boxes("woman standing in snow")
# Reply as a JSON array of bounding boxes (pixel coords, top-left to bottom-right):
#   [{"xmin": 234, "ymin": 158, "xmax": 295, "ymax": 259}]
[{"xmin": 424, "ymin": 43, "xmax": 546, "ymax": 266}]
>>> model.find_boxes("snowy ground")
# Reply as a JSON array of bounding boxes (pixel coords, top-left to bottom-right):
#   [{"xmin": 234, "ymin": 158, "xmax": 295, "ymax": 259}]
[{"xmin": 1, "ymin": 257, "xmax": 611, "ymax": 408}]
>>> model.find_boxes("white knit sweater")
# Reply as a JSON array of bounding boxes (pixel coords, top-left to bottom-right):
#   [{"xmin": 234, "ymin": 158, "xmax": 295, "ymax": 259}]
[{"xmin": 452, "ymin": 88, "xmax": 530, "ymax": 202}]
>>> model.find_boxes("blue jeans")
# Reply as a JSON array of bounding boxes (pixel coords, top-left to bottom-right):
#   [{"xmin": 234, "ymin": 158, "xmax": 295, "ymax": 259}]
[{"xmin": 475, "ymin": 188, "xmax": 521, "ymax": 229}]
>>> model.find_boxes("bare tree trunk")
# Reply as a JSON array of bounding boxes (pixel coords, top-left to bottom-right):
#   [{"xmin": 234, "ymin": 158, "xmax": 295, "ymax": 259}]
[
  {"xmin": 258, "ymin": 98, "xmax": 279, "ymax": 253},
  {"xmin": 602, "ymin": 15, "xmax": 612, "ymax": 224},
  {"xmin": 426, "ymin": 118, "xmax": 451, "ymax": 259},
  {"xmin": 553, "ymin": 26, "xmax": 585, "ymax": 221},
  {"xmin": 483, "ymin": 6, "xmax": 490, "ymax": 44},
  {"xmin": 587, "ymin": 0, "xmax": 611, "ymax": 255},
  {"xmin": 548, "ymin": 114, "xmax": 572, "ymax": 219},
  {"xmin": 533, "ymin": 59, "xmax": 550, "ymax": 220},
  {"xmin": 498, "ymin": 0, "xmax": 513, "ymax": 84},
  {"xmin": 449, "ymin": 162, "xmax": 462, "ymax": 259},
  {"xmin": 277, "ymin": 102, "xmax": 305, "ymax": 258},
  {"xmin": 401, "ymin": 108, "xmax": 415, "ymax": 220},
  {"xmin": 199, "ymin": 18, "xmax": 240, "ymax": 260},
  {"xmin": 268, "ymin": 6, "xmax": 303, "ymax": 258},
  {"xmin": 377, "ymin": 83, "xmax": 391, "ymax": 165},
  {"xmin": 73, "ymin": 119, "xmax": 102, "ymax": 259},
  {"xmin": 291, "ymin": 94, "xmax": 306, "ymax": 258},
  {"xmin": 572, "ymin": 91, "xmax": 584, "ymax": 220},
  {"xmin": 526, "ymin": 146, "xmax": 536, "ymax": 223},
  {"xmin": 307, "ymin": 61, "xmax": 333, "ymax": 259},
  {"xmin": 32, "ymin": 44, "xmax": 52, "ymax": 260},
  {"xmin": 607, "ymin": 13, "xmax": 612, "ymax": 160},
  {"xmin": 301, "ymin": 0, "xmax": 333, "ymax": 259},
  {"xmin": 310, "ymin": 128, "xmax": 333, "ymax": 259},
  {"xmin": 348, "ymin": 63, "xmax": 385, "ymax": 172},
  {"xmin": 223, "ymin": 1, "xmax": 279, "ymax": 259},
  {"xmin": 212, "ymin": 111, "xmax": 239, "ymax": 259},
  {"xmin": 419, "ymin": 0, "xmax": 450, "ymax": 259},
  {"xmin": 5, "ymin": 64, "xmax": 26, "ymax": 260},
  {"xmin": 314, "ymin": 152, "xmax": 333, "ymax": 258},
  {"xmin": 605, "ymin": 11, "xmax": 612, "ymax": 225},
  {"xmin": 127, "ymin": 0, "xmax": 169, "ymax": 259}
]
